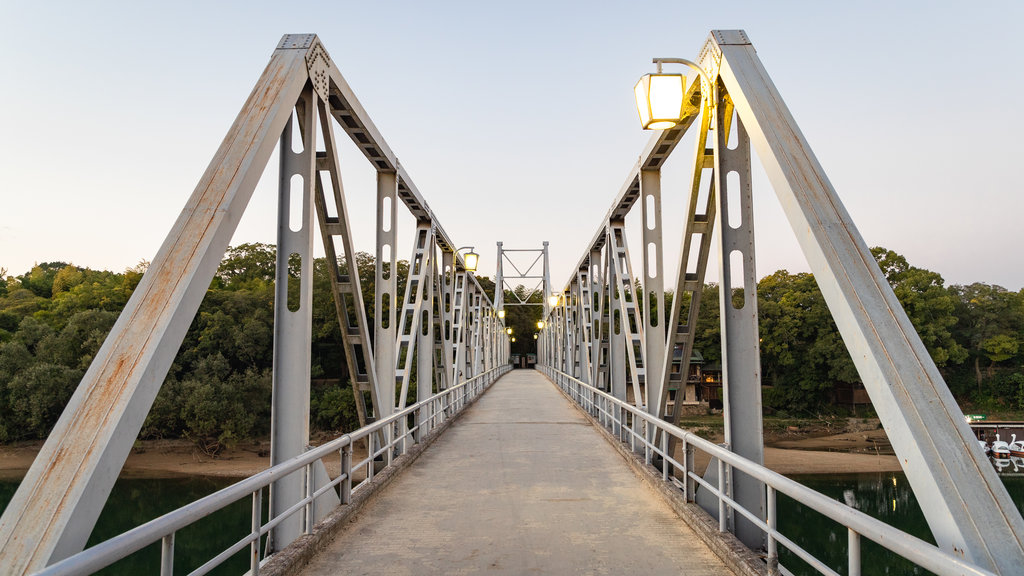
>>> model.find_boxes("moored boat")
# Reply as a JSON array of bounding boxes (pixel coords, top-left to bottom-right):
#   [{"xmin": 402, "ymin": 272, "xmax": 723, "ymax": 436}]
[
  {"xmin": 1007, "ymin": 434, "xmax": 1024, "ymax": 458},
  {"xmin": 992, "ymin": 434, "xmax": 1011, "ymax": 459}
]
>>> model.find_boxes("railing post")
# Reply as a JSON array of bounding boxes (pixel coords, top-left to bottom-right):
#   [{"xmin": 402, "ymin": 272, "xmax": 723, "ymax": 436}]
[
  {"xmin": 367, "ymin": 434, "xmax": 375, "ymax": 482},
  {"xmin": 251, "ymin": 490, "xmax": 262, "ymax": 576},
  {"xmin": 684, "ymin": 440, "xmax": 695, "ymax": 502},
  {"xmin": 644, "ymin": 420, "xmax": 652, "ymax": 465},
  {"xmin": 661, "ymin": 431, "xmax": 669, "ymax": 482},
  {"xmin": 341, "ymin": 445, "xmax": 352, "ymax": 505},
  {"xmin": 718, "ymin": 459, "xmax": 727, "ymax": 532},
  {"xmin": 304, "ymin": 463, "xmax": 314, "ymax": 535},
  {"xmin": 849, "ymin": 528, "xmax": 861, "ymax": 576},
  {"xmin": 160, "ymin": 533, "xmax": 174, "ymax": 576},
  {"xmin": 767, "ymin": 486, "xmax": 778, "ymax": 576}
]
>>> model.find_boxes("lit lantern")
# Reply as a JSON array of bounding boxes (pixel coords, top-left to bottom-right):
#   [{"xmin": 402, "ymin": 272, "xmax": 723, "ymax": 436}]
[
  {"xmin": 462, "ymin": 250, "xmax": 479, "ymax": 272},
  {"xmin": 634, "ymin": 73, "xmax": 687, "ymax": 130},
  {"xmin": 497, "ymin": 309, "xmax": 505, "ymax": 319},
  {"xmin": 548, "ymin": 293, "xmax": 561, "ymax": 307},
  {"xmin": 506, "ymin": 327, "xmax": 513, "ymax": 335},
  {"xmin": 537, "ymin": 320, "xmax": 545, "ymax": 329}
]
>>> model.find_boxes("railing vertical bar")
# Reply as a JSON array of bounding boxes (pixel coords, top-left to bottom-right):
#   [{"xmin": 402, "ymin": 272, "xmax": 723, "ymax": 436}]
[
  {"xmin": 718, "ymin": 458, "xmax": 727, "ymax": 532},
  {"xmin": 685, "ymin": 442, "xmax": 695, "ymax": 502},
  {"xmin": 849, "ymin": 528, "xmax": 861, "ymax": 576},
  {"xmin": 767, "ymin": 486, "xmax": 778, "ymax": 576},
  {"xmin": 661, "ymin": 431, "xmax": 669, "ymax": 482},
  {"xmin": 341, "ymin": 445, "xmax": 352, "ymax": 505},
  {"xmin": 251, "ymin": 489, "xmax": 262, "ymax": 576},
  {"xmin": 160, "ymin": 533, "xmax": 174, "ymax": 576},
  {"xmin": 304, "ymin": 463, "xmax": 314, "ymax": 535},
  {"xmin": 367, "ymin": 433, "xmax": 375, "ymax": 482}
]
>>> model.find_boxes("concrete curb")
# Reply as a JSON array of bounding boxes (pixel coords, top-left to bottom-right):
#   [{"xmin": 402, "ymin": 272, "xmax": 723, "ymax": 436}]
[
  {"xmin": 260, "ymin": 374, "xmax": 505, "ymax": 576},
  {"xmin": 543, "ymin": 371, "xmax": 767, "ymax": 576}
]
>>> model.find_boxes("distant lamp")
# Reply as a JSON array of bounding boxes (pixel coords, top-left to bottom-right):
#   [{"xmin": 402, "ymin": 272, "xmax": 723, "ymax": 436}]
[
  {"xmin": 533, "ymin": 334, "xmax": 538, "ymax": 340},
  {"xmin": 511, "ymin": 337, "xmax": 516, "ymax": 343},
  {"xmin": 536, "ymin": 320, "xmax": 545, "ymax": 329},
  {"xmin": 548, "ymin": 293, "xmax": 560, "ymax": 307},
  {"xmin": 455, "ymin": 246, "xmax": 479, "ymax": 272},
  {"xmin": 634, "ymin": 58, "xmax": 712, "ymax": 130},
  {"xmin": 498, "ymin": 309, "xmax": 505, "ymax": 319},
  {"xmin": 506, "ymin": 327, "xmax": 513, "ymax": 335}
]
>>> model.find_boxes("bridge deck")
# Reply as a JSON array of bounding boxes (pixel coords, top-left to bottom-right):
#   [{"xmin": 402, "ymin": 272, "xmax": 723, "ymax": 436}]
[{"xmin": 299, "ymin": 369, "xmax": 734, "ymax": 575}]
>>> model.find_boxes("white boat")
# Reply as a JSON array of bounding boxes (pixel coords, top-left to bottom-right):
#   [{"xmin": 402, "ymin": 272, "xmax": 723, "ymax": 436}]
[
  {"xmin": 1007, "ymin": 434, "xmax": 1024, "ymax": 458},
  {"xmin": 979, "ymin": 439, "xmax": 992, "ymax": 456},
  {"xmin": 992, "ymin": 434, "xmax": 1011, "ymax": 459}
]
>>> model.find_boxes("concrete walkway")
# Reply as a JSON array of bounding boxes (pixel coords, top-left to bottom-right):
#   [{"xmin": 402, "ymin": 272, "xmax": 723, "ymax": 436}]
[{"xmin": 299, "ymin": 369, "xmax": 734, "ymax": 575}]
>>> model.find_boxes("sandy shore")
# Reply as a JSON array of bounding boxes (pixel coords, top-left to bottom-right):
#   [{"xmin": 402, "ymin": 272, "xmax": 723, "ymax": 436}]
[{"xmin": 0, "ymin": 423, "xmax": 900, "ymax": 483}]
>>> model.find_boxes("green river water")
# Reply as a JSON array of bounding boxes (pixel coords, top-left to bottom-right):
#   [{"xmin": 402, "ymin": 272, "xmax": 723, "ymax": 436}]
[{"xmin": 2, "ymin": 470, "xmax": 1023, "ymax": 574}]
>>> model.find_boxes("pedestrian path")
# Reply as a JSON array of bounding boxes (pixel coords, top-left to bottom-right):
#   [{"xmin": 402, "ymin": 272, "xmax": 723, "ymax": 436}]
[{"xmin": 299, "ymin": 369, "xmax": 734, "ymax": 575}]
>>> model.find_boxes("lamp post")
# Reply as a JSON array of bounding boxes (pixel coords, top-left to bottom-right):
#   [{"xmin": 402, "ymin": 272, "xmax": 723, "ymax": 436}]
[
  {"xmin": 454, "ymin": 246, "xmax": 479, "ymax": 272},
  {"xmin": 634, "ymin": 58, "xmax": 713, "ymax": 130}
]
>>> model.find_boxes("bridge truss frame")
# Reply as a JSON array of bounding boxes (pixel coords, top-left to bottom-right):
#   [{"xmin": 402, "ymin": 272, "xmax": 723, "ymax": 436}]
[
  {"xmin": 538, "ymin": 30, "xmax": 1024, "ymax": 573},
  {"xmin": 0, "ymin": 34, "xmax": 509, "ymax": 573}
]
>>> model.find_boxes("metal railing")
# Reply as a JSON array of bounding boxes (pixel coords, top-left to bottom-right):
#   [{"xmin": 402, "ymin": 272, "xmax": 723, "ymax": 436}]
[
  {"xmin": 33, "ymin": 365, "xmax": 511, "ymax": 576},
  {"xmin": 539, "ymin": 365, "xmax": 995, "ymax": 576}
]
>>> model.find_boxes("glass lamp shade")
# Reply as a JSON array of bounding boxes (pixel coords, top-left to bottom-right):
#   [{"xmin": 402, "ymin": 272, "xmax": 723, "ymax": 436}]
[
  {"xmin": 463, "ymin": 251, "xmax": 479, "ymax": 272},
  {"xmin": 506, "ymin": 327, "xmax": 513, "ymax": 335},
  {"xmin": 511, "ymin": 337, "xmax": 516, "ymax": 343},
  {"xmin": 497, "ymin": 309, "xmax": 505, "ymax": 319},
  {"xmin": 548, "ymin": 294, "xmax": 560, "ymax": 307},
  {"xmin": 533, "ymin": 334, "xmax": 538, "ymax": 340},
  {"xmin": 537, "ymin": 321, "xmax": 545, "ymax": 329},
  {"xmin": 634, "ymin": 73, "xmax": 686, "ymax": 130}
]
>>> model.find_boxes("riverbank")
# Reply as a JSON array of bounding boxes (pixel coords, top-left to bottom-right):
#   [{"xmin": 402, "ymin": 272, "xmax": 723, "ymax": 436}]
[{"xmin": 0, "ymin": 419, "xmax": 901, "ymax": 481}]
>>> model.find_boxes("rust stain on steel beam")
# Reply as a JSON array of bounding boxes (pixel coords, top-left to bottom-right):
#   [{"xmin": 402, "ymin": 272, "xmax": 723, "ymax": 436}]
[{"xmin": 0, "ymin": 45, "xmax": 311, "ymax": 573}]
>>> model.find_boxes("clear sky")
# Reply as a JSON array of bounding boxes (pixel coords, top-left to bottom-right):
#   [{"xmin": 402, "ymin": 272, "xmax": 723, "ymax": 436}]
[{"xmin": 2, "ymin": 1, "xmax": 1022, "ymax": 292}]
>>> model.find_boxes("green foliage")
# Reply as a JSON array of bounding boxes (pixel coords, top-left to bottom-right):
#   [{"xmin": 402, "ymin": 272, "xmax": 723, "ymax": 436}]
[
  {"xmin": 757, "ymin": 270, "xmax": 856, "ymax": 412},
  {"xmin": 0, "ymin": 243, "xmax": 1021, "ymax": 449},
  {"xmin": 6, "ymin": 363, "xmax": 83, "ymax": 439}
]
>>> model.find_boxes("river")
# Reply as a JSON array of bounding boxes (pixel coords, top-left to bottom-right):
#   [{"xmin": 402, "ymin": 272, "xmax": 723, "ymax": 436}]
[{"xmin": 2, "ymin": 469, "xmax": 1023, "ymax": 574}]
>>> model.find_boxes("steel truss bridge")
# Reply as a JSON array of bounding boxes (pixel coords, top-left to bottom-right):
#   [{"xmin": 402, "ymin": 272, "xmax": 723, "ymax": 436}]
[{"xmin": 1, "ymin": 31, "xmax": 1021, "ymax": 576}]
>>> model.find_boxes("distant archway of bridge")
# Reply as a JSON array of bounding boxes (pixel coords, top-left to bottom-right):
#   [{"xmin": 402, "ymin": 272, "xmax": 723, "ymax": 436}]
[{"xmin": 0, "ymin": 31, "xmax": 1020, "ymax": 576}]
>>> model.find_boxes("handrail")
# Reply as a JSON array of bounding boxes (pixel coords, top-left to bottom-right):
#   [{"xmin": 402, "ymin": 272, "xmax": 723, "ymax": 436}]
[
  {"xmin": 539, "ymin": 365, "xmax": 995, "ymax": 576},
  {"xmin": 32, "ymin": 365, "xmax": 511, "ymax": 576}
]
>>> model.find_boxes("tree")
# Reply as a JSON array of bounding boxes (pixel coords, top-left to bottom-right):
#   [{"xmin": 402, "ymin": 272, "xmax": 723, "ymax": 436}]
[
  {"xmin": 871, "ymin": 247, "xmax": 965, "ymax": 367},
  {"xmin": 950, "ymin": 283, "xmax": 1024, "ymax": 391},
  {"xmin": 757, "ymin": 271, "xmax": 857, "ymax": 412}
]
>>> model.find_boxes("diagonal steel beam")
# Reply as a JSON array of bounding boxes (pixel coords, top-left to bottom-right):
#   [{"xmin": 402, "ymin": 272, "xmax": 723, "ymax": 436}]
[
  {"xmin": 0, "ymin": 37, "xmax": 312, "ymax": 572},
  {"xmin": 711, "ymin": 29, "xmax": 1024, "ymax": 571}
]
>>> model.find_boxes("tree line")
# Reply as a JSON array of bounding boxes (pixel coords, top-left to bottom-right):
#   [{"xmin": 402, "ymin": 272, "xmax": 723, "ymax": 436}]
[{"xmin": 0, "ymin": 245, "xmax": 1021, "ymax": 449}]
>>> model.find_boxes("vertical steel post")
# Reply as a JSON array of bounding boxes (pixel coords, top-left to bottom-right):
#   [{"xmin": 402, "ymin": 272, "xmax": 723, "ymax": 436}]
[
  {"xmin": 714, "ymin": 105, "xmax": 765, "ymax": 549},
  {"xmin": 375, "ymin": 171, "xmax": 398, "ymax": 418},
  {"xmin": 495, "ymin": 241, "xmax": 504, "ymax": 315},
  {"xmin": 439, "ymin": 250, "xmax": 455, "ymax": 390},
  {"xmin": 606, "ymin": 229, "xmax": 627, "ymax": 407},
  {"xmin": 416, "ymin": 231, "xmax": 436, "ymax": 440},
  {"xmin": 640, "ymin": 168, "xmax": 665, "ymax": 419},
  {"xmin": 589, "ymin": 248, "xmax": 604, "ymax": 390},
  {"xmin": 268, "ymin": 87, "xmax": 317, "ymax": 552}
]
